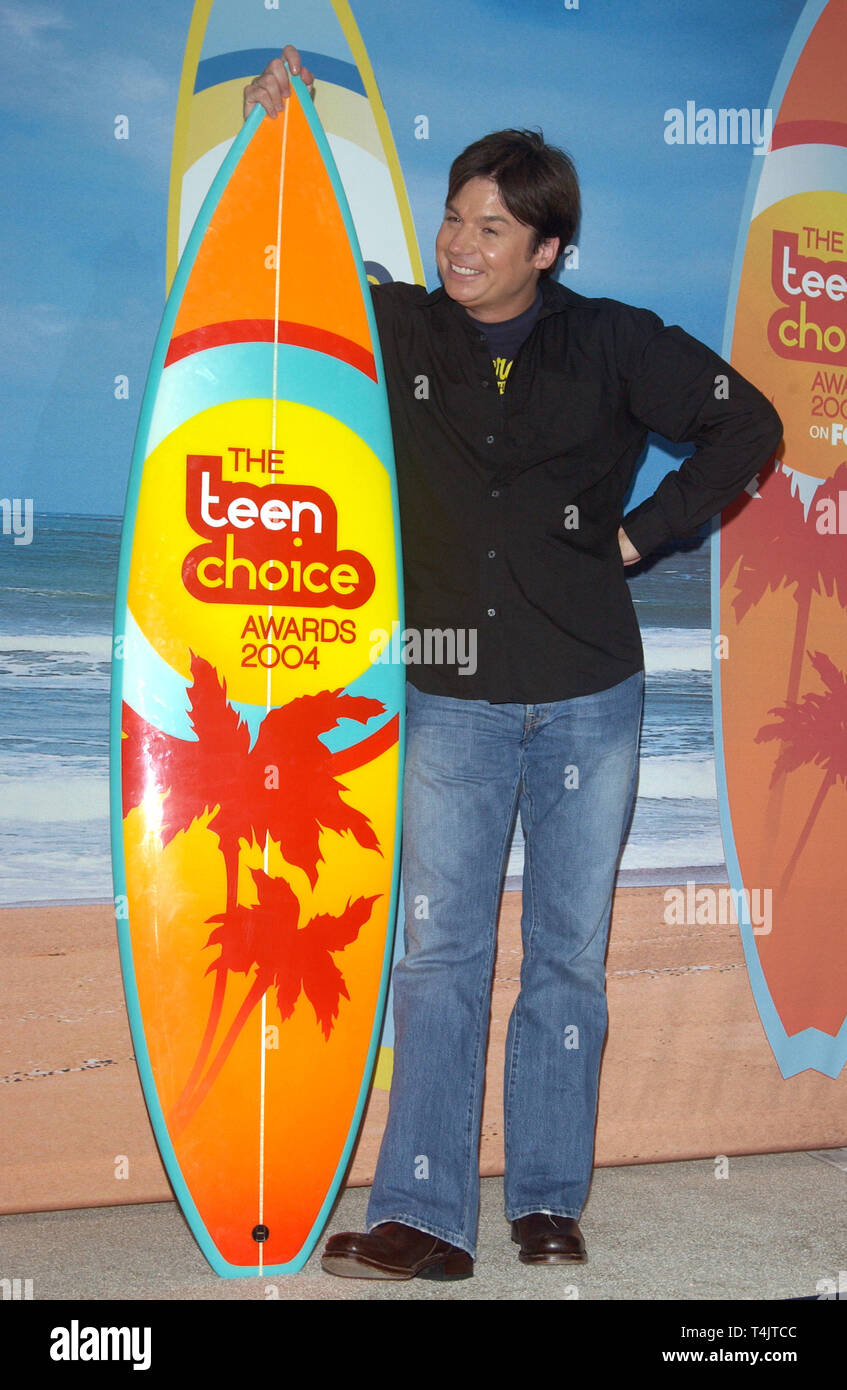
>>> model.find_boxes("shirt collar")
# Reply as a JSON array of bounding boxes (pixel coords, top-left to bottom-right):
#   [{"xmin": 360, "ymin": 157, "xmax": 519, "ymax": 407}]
[{"xmin": 415, "ymin": 275, "xmax": 576, "ymax": 322}]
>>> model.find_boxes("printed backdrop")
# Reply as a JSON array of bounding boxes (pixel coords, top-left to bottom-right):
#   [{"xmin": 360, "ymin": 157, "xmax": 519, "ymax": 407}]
[{"xmin": 1, "ymin": 0, "xmax": 845, "ymax": 1084}]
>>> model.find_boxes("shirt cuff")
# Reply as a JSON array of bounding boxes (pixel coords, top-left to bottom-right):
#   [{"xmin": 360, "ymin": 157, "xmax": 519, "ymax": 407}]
[{"xmin": 620, "ymin": 502, "xmax": 674, "ymax": 560}]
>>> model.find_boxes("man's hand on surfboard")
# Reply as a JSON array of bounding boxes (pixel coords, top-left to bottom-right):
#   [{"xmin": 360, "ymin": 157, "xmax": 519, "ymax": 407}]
[{"xmin": 243, "ymin": 46, "xmax": 315, "ymax": 120}]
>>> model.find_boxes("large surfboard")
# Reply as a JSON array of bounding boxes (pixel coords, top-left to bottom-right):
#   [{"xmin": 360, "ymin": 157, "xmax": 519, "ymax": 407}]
[
  {"xmin": 166, "ymin": 0, "xmax": 423, "ymax": 1098},
  {"xmin": 110, "ymin": 71, "xmax": 404, "ymax": 1275},
  {"xmin": 715, "ymin": 0, "xmax": 847, "ymax": 1079}
]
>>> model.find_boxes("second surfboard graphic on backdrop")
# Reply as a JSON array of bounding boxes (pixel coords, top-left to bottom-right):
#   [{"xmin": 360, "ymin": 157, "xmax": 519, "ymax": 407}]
[{"xmin": 716, "ymin": 0, "xmax": 847, "ymax": 1079}]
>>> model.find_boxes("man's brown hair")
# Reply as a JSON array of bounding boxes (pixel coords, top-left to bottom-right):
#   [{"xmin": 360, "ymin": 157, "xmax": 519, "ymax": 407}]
[{"xmin": 447, "ymin": 129, "xmax": 580, "ymax": 278}]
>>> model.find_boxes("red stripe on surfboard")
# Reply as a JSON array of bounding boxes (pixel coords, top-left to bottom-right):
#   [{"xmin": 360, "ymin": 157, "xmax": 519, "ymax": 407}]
[
  {"xmin": 770, "ymin": 119, "xmax": 847, "ymax": 151},
  {"xmin": 331, "ymin": 713, "xmax": 399, "ymax": 774},
  {"xmin": 164, "ymin": 319, "xmax": 377, "ymax": 380}
]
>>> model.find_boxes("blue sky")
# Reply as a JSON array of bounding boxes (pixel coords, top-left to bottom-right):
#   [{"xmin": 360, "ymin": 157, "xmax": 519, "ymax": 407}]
[{"xmin": 0, "ymin": 0, "xmax": 808, "ymax": 516}]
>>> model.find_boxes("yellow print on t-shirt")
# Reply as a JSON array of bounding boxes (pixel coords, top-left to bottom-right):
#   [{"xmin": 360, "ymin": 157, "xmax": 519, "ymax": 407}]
[{"xmin": 493, "ymin": 357, "xmax": 514, "ymax": 395}]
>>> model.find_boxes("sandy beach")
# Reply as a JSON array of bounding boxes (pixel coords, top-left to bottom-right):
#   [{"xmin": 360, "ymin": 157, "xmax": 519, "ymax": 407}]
[{"xmin": 1, "ymin": 884, "xmax": 845, "ymax": 1216}]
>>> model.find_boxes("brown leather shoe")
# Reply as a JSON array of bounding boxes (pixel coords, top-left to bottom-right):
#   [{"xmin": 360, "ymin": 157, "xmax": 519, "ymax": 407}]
[
  {"xmin": 511, "ymin": 1213, "xmax": 587, "ymax": 1264},
  {"xmin": 321, "ymin": 1221, "xmax": 474, "ymax": 1280}
]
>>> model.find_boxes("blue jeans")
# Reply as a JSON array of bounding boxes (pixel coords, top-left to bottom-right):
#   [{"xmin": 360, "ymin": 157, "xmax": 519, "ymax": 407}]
[{"xmin": 365, "ymin": 671, "xmax": 644, "ymax": 1258}]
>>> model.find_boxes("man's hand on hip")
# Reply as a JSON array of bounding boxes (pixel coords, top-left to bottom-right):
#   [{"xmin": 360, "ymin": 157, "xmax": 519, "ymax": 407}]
[{"xmin": 618, "ymin": 526, "xmax": 642, "ymax": 566}]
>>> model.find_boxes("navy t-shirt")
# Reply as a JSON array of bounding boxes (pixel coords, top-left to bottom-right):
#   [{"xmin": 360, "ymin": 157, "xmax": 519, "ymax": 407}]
[{"xmin": 469, "ymin": 287, "xmax": 543, "ymax": 393}]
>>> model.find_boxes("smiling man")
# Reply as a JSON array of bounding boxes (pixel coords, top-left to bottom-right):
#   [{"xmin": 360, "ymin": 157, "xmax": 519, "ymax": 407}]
[
  {"xmin": 244, "ymin": 49, "xmax": 782, "ymax": 1281},
  {"xmin": 436, "ymin": 177, "xmax": 558, "ymax": 320}
]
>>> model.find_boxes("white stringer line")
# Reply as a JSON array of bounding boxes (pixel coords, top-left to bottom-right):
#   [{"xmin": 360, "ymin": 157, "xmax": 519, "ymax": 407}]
[{"xmin": 258, "ymin": 91, "xmax": 290, "ymax": 1276}]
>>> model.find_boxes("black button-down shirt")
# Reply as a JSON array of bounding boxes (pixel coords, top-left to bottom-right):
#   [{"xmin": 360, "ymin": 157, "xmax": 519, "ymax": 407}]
[{"xmin": 371, "ymin": 276, "xmax": 782, "ymax": 703}]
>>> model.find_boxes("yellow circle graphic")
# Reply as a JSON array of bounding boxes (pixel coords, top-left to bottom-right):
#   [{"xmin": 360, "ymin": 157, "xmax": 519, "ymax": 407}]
[{"xmin": 128, "ymin": 398, "xmax": 398, "ymax": 704}]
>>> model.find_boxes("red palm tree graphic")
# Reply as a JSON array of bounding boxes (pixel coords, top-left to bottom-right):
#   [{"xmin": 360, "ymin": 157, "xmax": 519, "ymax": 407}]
[
  {"xmin": 756, "ymin": 650, "xmax": 847, "ymax": 892},
  {"xmin": 170, "ymin": 869, "xmax": 381, "ymax": 1130},
  {"xmin": 723, "ymin": 457, "xmax": 847, "ymax": 861},
  {"xmin": 726, "ymin": 458, "xmax": 847, "ymax": 706},
  {"xmin": 121, "ymin": 651, "xmax": 395, "ymax": 1125},
  {"xmin": 122, "ymin": 652, "xmax": 385, "ymax": 901}
]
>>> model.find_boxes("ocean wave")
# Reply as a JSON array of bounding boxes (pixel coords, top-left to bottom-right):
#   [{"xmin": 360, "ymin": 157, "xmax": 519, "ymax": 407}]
[
  {"xmin": 0, "ymin": 672, "xmax": 110, "ymax": 691},
  {"xmin": 1, "ymin": 587, "xmax": 106, "ymax": 599},
  {"xmin": 0, "ymin": 633, "xmax": 112, "ymax": 657},
  {"xmin": 0, "ymin": 849, "xmax": 113, "ymax": 905},
  {"xmin": 619, "ymin": 831, "xmax": 726, "ymax": 870},
  {"xmin": 642, "ymin": 627, "xmax": 711, "ymax": 673},
  {"xmin": 506, "ymin": 830, "xmax": 726, "ymax": 877},
  {"xmin": 0, "ymin": 627, "xmax": 715, "ymax": 675},
  {"xmin": 0, "ymin": 749, "xmax": 106, "ymax": 772},
  {"xmin": 0, "ymin": 776, "xmax": 109, "ymax": 823},
  {"xmin": 636, "ymin": 755, "xmax": 717, "ymax": 801},
  {"xmin": 0, "ymin": 632, "xmax": 112, "ymax": 684}
]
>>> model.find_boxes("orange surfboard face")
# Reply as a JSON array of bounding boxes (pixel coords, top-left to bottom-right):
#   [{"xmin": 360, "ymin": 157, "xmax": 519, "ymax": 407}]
[
  {"xmin": 111, "ymin": 77, "xmax": 404, "ymax": 1273},
  {"xmin": 717, "ymin": 0, "xmax": 847, "ymax": 1077}
]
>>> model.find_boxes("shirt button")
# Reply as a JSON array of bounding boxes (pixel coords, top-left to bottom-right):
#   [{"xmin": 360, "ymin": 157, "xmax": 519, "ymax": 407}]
[
  {"xmin": 487, "ymin": 608, "xmax": 496, "ymax": 617},
  {"xmin": 488, "ymin": 549, "xmax": 496, "ymax": 558},
  {"xmin": 486, "ymin": 435, "xmax": 495, "ymax": 444},
  {"xmin": 482, "ymin": 379, "xmax": 489, "ymax": 388},
  {"xmin": 490, "ymin": 489, "xmax": 500, "ymax": 497}
]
